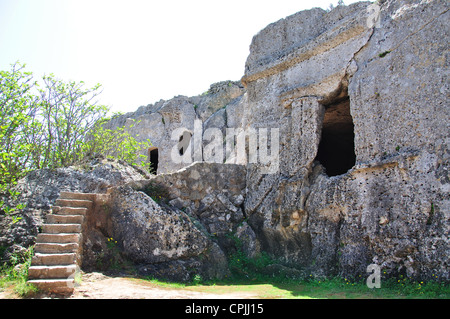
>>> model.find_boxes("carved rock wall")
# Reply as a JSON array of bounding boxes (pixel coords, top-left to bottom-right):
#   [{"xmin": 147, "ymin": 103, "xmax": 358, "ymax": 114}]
[
  {"xmin": 3, "ymin": 0, "xmax": 448, "ymax": 284},
  {"xmin": 241, "ymin": 0, "xmax": 449, "ymax": 280}
]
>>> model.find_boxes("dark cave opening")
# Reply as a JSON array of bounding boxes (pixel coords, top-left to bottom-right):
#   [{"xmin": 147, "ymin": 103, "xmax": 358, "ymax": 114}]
[
  {"xmin": 315, "ymin": 95, "xmax": 356, "ymax": 177},
  {"xmin": 149, "ymin": 147, "xmax": 159, "ymax": 174}
]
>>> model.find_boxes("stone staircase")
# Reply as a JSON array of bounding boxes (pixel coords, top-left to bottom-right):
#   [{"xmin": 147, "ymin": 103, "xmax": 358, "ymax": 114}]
[{"xmin": 27, "ymin": 192, "xmax": 95, "ymax": 295}]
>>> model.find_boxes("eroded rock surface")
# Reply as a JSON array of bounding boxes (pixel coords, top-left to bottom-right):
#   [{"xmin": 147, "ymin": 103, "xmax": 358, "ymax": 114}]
[
  {"xmin": 2, "ymin": 0, "xmax": 448, "ymax": 284},
  {"xmin": 241, "ymin": 0, "xmax": 449, "ymax": 280},
  {"xmin": 83, "ymin": 162, "xmax": 247, "ymax": 281}
]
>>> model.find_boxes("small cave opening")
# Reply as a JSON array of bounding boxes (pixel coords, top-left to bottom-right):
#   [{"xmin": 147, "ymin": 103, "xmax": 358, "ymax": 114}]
[
  {"xmin": 149, "ymin": 147, "xmax": 159, "ymax": 174},
  {"xmin": 315, "ymin": 94, "xmax": 356, "ymax": 177}
]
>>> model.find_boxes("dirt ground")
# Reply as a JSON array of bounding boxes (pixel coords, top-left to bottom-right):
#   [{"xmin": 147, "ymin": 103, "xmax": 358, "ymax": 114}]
[
  {"xmin": 70, "ymin": 272, "xmax": 258, "ymax": 299},
  {"xmin": 0, "ymin": 272, "xmax": 259, "ymax": 299}
]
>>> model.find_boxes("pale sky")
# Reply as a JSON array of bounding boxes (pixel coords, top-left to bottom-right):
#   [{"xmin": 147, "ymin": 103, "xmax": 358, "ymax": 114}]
[{"xmin": 0, "ymin": 0, "xmax": 362, "ymax": 114}]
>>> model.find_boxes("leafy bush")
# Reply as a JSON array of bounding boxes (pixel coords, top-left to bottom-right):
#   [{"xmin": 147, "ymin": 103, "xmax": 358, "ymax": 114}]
[
  {"xmin": 35, "ymin": 73, "xmax": 109, "ymax": 169},
  {"xmin": 0, "ymin": 62, "xmax": 40, "ymax": 187},
  {"xmin": 0, "ymin": 62, "xmax": 151, "ymax": 191},
  {"xmin": 0, "ymin": 62, "xmax": 151, "ymax": 227}
]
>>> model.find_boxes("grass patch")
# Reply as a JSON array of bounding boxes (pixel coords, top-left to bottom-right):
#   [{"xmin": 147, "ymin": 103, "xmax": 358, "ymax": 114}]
[
  {"xmin": 192, "ymin": 233, "xmax": 450, "ymax": 298},
  {"xmin": 140, "ymin": 275, "xmax": 449, "ymax": 299},
  {"xmin": 136, "ymin": 276, "xmax": 187, "ymax": 289},
  {"xmin": 136, "ymin": 243, "xmax": 449, "ymax": 299},
  {"xmin": 0, "ymin": 245, "xmax": 38, "ymax": 297},
  {"xmin": 140, "ymin": 181, "xmax": 170, "ymax": 204}
]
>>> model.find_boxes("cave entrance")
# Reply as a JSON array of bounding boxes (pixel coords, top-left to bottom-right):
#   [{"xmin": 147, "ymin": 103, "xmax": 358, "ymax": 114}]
[
  {"xmin": 149, "ymin": 147, "xmax": 159, "ymax": 174},
  {"xmin": 315, "ymin": 94, "xmax": 356, "ymax": 177}
]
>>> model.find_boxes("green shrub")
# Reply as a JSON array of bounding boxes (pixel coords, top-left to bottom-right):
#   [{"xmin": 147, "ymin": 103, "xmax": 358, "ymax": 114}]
[{"xmin": 1, "ymin": 62, "xmax": 152, "ymax": 187}]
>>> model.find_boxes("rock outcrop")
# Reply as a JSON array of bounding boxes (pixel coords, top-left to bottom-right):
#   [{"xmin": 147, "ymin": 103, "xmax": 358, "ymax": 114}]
[
  {"xmin": 241, "ymin": 0, "xmax": 449, "ymax": 280},
  {"xmin": 107, "ymin": 163, "xmax": 247, "ymax": 281},
  {"xmin": 79, "ymin": 162, "xmax": 247, "ymax": 281}
]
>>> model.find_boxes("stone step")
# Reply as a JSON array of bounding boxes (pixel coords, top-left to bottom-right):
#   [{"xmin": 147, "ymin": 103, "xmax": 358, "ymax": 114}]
[
  {"xmin": 31, "ymin": 253, "xmax": 76, "ymax": 266},
  {"xmin": 52, "ymin": 206, "xmax": 88, "ymax": 216},
  {"xmin": 59, "ymin": 191, "xmax": 96, "ymax": 201},
  {"xmin": 55, "ymin": 199, "xmax": 93, "ymax": 209},
  {"xmin": 27, "ymin": 279, "xmax": 75, "ymax": 295},
  {"xmin": 36, "ymin": 233, "xmax": 80, "ymax": 244},
  {"xmin": 47, "ymin": 214, "xmax": 84, "ymax": 224},
  {"xmin": 42, "ymin": 224, "xmax": 81, "ymax": 234},
  {"xmin": 28, "ymin": 191, "xmax": 95, "ymax": 295},
  {"xmin": 28, "ymin": 265, "xmax": 77, "ymax": 279},
  {"xmin": 35, "ymin": 243, "xmax": 79, "ymax": 254}
]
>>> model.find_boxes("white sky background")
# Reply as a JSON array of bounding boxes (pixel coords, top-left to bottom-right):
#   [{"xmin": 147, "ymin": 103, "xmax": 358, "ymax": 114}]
[{"xmin": 0, "ymin": 0, "xmax": 362, "ymax": 114}]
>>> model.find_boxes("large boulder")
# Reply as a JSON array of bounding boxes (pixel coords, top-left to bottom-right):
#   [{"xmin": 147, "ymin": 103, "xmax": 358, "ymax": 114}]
[{"xmin": 83, "ymin": 162, "xmax": 247, "ymax": 281}]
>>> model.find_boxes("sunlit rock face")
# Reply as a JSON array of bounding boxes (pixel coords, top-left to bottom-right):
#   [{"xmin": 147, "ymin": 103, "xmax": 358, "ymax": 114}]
[
  {"xmin": 3, "ymin": 0, "xmax": 448, "ymax": 284},
  {"xmin": 240, "ymin": 0, "xmax": 449, "ymax": 280}
]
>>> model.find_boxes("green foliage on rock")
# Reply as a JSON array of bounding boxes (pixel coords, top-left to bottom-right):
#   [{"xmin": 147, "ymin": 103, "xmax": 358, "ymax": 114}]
[
  {"xmin": 0, "ymin": 62, "xmax": 150, "ymax": 188},
  {"xmin": 0, "ymin": 246, "xmax": 38, "ymax": 296}
]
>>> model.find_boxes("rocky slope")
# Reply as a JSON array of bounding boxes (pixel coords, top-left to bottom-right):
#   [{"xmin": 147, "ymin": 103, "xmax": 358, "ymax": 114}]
[{"xmin": 0, "ymin": 159, "xmax": 149, "ymax": 265}]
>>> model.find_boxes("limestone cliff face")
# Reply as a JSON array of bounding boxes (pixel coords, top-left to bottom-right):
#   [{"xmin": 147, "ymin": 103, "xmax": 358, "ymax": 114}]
[{"xmin": 241, "ymin": 0, "xmax": 449, "ymax": 280}]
